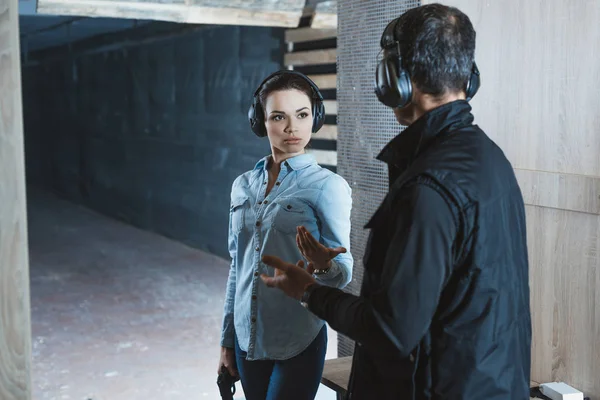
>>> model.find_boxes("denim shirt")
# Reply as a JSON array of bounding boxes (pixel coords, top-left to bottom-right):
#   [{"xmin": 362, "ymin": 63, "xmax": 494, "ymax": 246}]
[{"xmin": 220, "ymin": 153, "xmax": 353, "ymax": 360}]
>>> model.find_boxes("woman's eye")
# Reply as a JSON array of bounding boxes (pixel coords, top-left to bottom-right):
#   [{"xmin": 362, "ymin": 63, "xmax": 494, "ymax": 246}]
[
  {"xmin": 298, "ymin": 112, "xmax": 309, "ymax": 119},
  {"xmin": 271, "ymin": 115, "xmax": 284, "ymax": 121}
]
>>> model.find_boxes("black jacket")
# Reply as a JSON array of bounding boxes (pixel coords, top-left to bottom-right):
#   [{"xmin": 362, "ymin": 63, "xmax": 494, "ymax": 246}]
[{"xmin": 306, "ymin": 100, "xmax": 532, "ymax": 399}]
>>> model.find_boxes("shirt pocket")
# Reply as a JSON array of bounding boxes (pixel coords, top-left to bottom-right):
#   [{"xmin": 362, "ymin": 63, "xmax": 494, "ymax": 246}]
[
  {"xmin": 230, "ymin": 195, "xmax": 249, "ymax": 234},
  {"xmin": 272, "ymin": 198, "xmax": 316, "ymax": 235}
]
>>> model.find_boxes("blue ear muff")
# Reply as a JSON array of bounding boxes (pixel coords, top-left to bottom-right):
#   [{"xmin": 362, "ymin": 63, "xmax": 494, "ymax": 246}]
[{"xmin": 248, "ymin": 70, "xmax": 325, "ymax": 138}]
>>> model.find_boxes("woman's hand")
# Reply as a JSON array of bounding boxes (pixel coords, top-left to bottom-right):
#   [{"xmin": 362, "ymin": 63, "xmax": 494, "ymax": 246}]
[
  {"xmin": 296, "ymin": 226, "xmax": 346, "ymax": 271},
  {"xmin": 218, "ymin": 346, "xmax": 238, "ymax": 378}
]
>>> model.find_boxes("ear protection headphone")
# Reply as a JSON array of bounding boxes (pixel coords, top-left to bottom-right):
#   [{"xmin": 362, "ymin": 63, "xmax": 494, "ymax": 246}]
[
  {"xmin": 374, "ymin": 17, "xmax": 481, "ymax": 109},
  {"xmin": 248, "ymin": 70, "xmax": 325, "ymax": 138}
]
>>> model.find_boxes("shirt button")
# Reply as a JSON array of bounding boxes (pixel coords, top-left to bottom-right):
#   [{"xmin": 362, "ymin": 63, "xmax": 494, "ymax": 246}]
[
  {"xmin": 286, "ymin": 205, "xmax": 292, "ymax": 210},
  {"xmin": 251, "ymin": 317, "xmax": 256, "ymax": 323},
  {"xmin": 263, "ymin": 181, "xmax": 267, "ymax": 185},
  {"xmin": 255, "ymin": 246, "xmax": 260, "ymax": 251},
  {"xmin": 276, "ymin": 182, "xmax": 280, "ymax": 186},
  {"xmin": 254, "ymin": 272, "xmax": 259, "ymax": 277},
  {"xmin": 263, "ymin": 200, "xmax": 268, "ymax": 205},
  {"xmin": 256, "ymin": 221, "xmax": 261, "ymax": 227}
]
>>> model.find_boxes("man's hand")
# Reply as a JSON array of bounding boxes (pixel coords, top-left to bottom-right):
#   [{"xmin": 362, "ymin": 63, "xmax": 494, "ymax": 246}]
[
  {"xmin": 296, "ymin": 226, "xmax": 346, "ymax": 271},
  {"xmin": 261, "ymin": 255, "xmax": 317, "ymax": 300}
]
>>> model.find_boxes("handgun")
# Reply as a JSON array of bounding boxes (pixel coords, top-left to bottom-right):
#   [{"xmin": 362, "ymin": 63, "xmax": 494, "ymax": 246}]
[{"xmin": 217, "ymin": 366, "xmax": 239, "ymax": 400}]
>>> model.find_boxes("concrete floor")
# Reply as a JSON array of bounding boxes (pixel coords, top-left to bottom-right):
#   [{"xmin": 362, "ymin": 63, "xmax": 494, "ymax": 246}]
[{"xmin": 27, "ymin": 188, "xmax": 337, "ymax": 400}]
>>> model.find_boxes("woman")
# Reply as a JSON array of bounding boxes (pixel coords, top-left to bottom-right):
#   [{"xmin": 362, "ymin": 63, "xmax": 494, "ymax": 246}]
[{"xmin": 218, "ymin": 70, "xmax": 353, "ymax": 400}]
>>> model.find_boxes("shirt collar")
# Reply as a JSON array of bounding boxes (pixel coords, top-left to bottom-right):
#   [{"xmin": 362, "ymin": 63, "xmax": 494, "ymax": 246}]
[
  {"xmin": 253, "ymin": 153, "xmax": 317, "ymax": 172},
  {"xmin": 377, "ymin": 100, "xmax": 475, "ymax": 167}
]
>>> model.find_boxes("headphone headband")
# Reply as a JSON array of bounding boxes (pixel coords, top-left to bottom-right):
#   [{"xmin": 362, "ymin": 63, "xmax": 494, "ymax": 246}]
[{"xmin": 252, "ymin": 70, "xmax": 324, "ymax": 102}]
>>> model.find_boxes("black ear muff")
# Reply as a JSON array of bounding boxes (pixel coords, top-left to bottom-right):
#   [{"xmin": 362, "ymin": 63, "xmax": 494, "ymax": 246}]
[
  {"xmin": 248, "ymin": 70, "xmax": 325, "ymax": 138},
  {"xmin": 248, "ymin": 94, "xmax": 267, "ymax": 137},
  {"xmin": 375, "ymin": 52, "xmax": 412, "ymax": 108},
  {"xmin": 374, "ymin": 17, "xmax": 413, "ymax": 109},
  {"xmin": 465, "ymin": 62, "xmax": 480, "ymax": 101}
]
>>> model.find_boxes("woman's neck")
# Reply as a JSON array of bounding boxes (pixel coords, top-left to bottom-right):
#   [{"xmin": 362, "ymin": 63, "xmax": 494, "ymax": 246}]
[{"xmin": 269, "ymin": 148, "xmax": 305, "ymax": 168}]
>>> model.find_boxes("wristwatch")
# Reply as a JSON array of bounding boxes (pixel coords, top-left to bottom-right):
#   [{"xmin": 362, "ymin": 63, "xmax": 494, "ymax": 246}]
[
  {"xmin": 312, "ymin": 260, "xmax": 334, "ymax": 276},
  {"xmin": 312, "ymin": 267, "xmax": 330, "ymax": 276}
]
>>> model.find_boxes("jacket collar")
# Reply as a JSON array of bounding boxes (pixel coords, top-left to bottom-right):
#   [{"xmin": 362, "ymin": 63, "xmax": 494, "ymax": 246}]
[{"xmin": 377, "ymin": 100, "xmax": 475, "ymax": 167}]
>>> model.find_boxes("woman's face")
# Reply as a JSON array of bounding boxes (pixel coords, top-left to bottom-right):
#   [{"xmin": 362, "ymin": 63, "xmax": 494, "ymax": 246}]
[{"xmin": 264, "ymin": 89, "xmax": 313, "ymax": 157}]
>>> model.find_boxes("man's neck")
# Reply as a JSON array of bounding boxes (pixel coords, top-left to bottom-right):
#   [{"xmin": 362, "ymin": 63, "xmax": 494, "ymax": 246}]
[{"xmin": 410, "ymin": 91, "xmax": 466, "ymax": 123}]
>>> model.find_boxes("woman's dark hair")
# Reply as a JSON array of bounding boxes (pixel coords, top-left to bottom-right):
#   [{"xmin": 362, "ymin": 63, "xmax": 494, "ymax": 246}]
[
  {"xmin": 258, "ymin": 73, "xmax": 315, "ymax": 115},
  {"xmin": 394, "ymin": 3, "xmax": 476, "ymax": 96}
]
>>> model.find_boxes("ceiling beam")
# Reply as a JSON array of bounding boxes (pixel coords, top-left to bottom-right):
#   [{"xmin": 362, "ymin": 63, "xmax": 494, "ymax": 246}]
[
  {"xmin": 312, "ymin": 0, "xmax": 336, "ymax": 29},
  {"xmin": 35, "ymin": 0, "xmax": 306, "ymax": 27}
]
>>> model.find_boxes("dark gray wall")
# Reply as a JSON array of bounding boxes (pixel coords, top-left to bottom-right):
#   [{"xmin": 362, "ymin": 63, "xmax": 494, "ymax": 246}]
[{"xmin": 21, "ymin": 23, "xmax": 283, "ymax": 257}]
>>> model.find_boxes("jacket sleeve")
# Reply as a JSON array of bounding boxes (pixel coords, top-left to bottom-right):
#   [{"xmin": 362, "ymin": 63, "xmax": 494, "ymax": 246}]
[
  {"xmin": 307, "ymin": 182, "xmax": 456, "ymax": 358},
  {"xmin": 313, "ymin": 174, "xmax": 354, "ymax": 289},
  {"xmin": 220, "ymin": 183, "xmax": 239, "ymax": 349}
]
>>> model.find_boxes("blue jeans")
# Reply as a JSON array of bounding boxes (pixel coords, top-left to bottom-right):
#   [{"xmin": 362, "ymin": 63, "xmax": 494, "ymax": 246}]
[{"xmin": 234, "ymin": 325, "xmax": 327, "ymax": 400}]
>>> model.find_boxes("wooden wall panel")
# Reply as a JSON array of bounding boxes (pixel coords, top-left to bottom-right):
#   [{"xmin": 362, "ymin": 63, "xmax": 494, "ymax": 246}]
[
  {"xmin": 515, "ymin": 169, "xmax": 600, "ymax": 215},
  {"xmin": 425, "ymin": 0, "xmax": 600, "ymax": 397},
  {"xmin": 526, "ymin": 206, "xmax": 600, "ymax": 396},
  {"xmin": 428, "ymin": 0, "xmax": 600, "ymax": 177},
  {"xmin": 0, "ymin": 0, "xmax": 33, "ymax": 397}
]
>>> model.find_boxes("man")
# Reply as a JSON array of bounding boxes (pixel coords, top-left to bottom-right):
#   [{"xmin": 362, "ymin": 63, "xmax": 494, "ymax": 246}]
[{"xmin": 261, "ymin": 4, "xmax": 532, "ymax": 400}]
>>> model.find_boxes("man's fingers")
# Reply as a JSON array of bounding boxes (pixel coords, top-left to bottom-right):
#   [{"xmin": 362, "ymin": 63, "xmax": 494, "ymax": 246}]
[
  {"xmin": 261, "ymin": 273, "xmax": 281, "ymax": 288},
  {"xmin": 297, "ymin": 260, "xmax": 305, "ymax": 269},
  {"xmin": 262, "ymin": 255, "xmax": 291, "ymax": 272}
]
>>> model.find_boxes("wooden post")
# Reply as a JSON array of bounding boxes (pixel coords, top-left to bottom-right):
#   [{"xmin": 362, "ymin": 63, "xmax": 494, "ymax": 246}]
[{"xmin": 0, "ymin": 0, "xmax": 33, "ymax": 397}]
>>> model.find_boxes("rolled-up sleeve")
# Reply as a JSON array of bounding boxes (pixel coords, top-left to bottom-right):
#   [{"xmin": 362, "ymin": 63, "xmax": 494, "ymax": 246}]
[
  {"xmin": 313, "ymin": 174, "xmax": 353, "ymax": 289},
  {"xmin": 220, "ymin": 186, "xmax": 239, "ymax": 348}
]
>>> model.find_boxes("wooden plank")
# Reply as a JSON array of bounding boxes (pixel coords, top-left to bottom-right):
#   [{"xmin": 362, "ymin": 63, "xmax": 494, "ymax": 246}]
[
  {"xmin": 302, "ymin": 5, "xmax": 314, "ymax": 17},
  {"xmin": 0, "ymin": 0, "xmax": 33, "ymax": 397},
  {"xmin": 515, "ymin": 169, "xmax": 600, "ymax": 215},
  {"xmin": 314, "ymin": 124, "xmax": 337, "ymax": 140},
  {"xmin": 36, "ymin": 0, "xmax": 305, "ymax": 27},
  {"xmin": 307, "ymin": 149, "xmax": 337, "ymax": 166},
  {"xmin": 321, "ymin": 356, "xmax": 541, "ymax": 398},
  {"xmin": 284, "ymin": 48, "xmax": 336, "ymax": 66},
  {"xmin": 321, "ymin": 356, "xmax": 352, "ymax": 393},
  {"xmin": 285, "ymin": 27, "xmax": 337, "ymax": 43},
  {"xmin": 308, "ymin": 73, "xmax": 336, "ymax": 89},
  {"xmin": 312, "ymin": 0, "xmax": 336, "ymax": 29},
  {"xmin": 323, "ymin": 100, "xmax": 337, "ymax": 115}
]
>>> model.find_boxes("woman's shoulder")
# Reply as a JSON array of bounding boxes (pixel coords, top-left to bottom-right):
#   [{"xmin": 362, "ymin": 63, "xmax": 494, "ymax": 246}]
[
  {"xmin": 230, "ymin": 169, "xmax": 258, "ymax": 197},
  {"xmin": 299, "ymin": 166, "xmax": 351, "ymax": 193}
]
